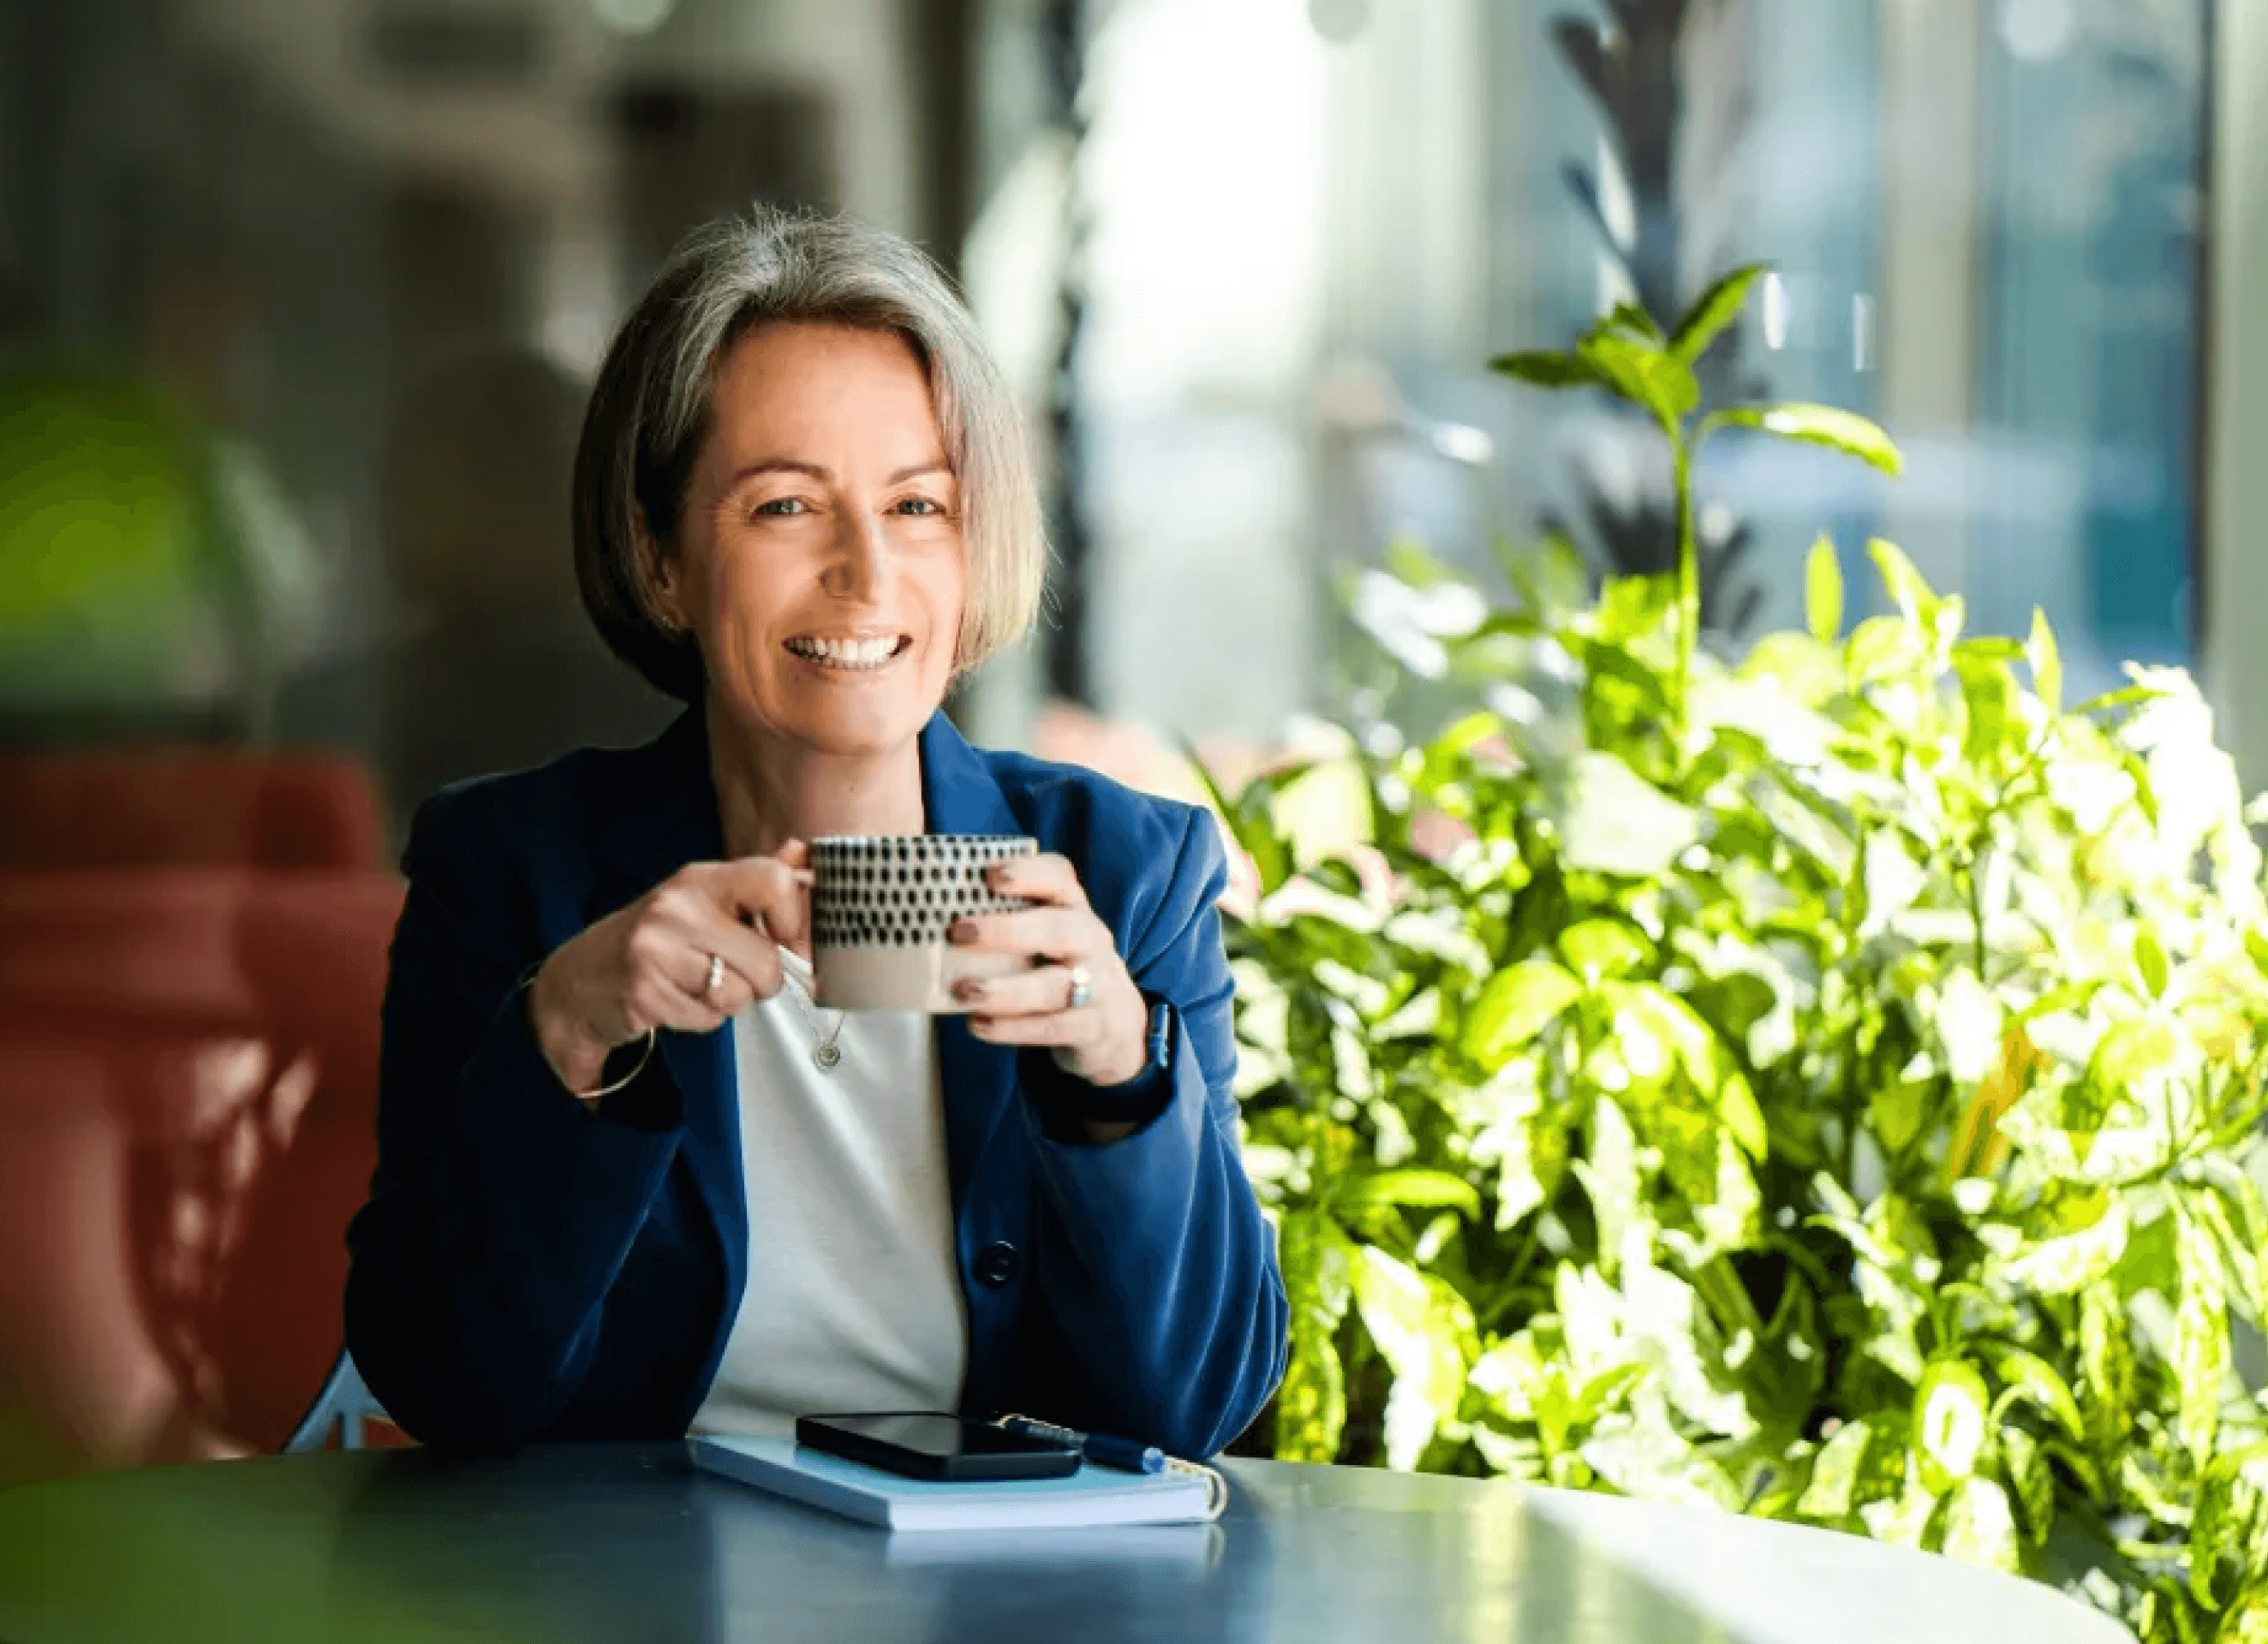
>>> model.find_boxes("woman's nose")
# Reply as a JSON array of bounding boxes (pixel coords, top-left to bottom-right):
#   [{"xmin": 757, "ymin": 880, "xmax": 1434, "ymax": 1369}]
[{"xmin": 821, "ymin": 515, "xmax": 886, "ymax": 602}]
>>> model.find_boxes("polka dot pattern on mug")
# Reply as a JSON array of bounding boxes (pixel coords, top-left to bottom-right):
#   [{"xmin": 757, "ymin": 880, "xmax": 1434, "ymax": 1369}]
[{"xmin": 810, "ymin": 835, "xmax": 1037, "ymax": 949}]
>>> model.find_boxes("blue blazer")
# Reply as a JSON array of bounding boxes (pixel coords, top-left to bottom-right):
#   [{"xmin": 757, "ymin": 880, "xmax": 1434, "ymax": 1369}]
[{"xmin": 344, "ymin": 709, "xmax": 1287, "ymax": 1460}]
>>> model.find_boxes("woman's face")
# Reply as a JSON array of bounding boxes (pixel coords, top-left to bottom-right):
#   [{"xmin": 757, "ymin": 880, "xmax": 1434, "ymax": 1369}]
[{"xmin": 651, "ymin": 322, "xmax": 966, "ymax": 759}]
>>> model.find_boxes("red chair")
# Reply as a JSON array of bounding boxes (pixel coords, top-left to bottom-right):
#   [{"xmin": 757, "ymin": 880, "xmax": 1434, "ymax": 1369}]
[
  {"xmin": 0, "ymin": 750, "xmax": 385, "ymax": 872},
  {"xmin": 0, "ymin": 867, "xmax": 405, "ymax": 1481}
]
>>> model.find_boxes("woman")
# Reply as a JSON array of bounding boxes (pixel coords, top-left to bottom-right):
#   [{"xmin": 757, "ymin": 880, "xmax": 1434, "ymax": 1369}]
[{"xmin": 343, "ymin": 209, "xmax": 1286, "ymax": 1461}]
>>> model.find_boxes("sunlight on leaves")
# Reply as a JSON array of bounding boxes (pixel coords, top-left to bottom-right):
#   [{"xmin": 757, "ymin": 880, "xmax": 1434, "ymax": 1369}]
[
  {"xmin": 1913, "ymin": 1361, "xmax": 1990, "ymax": 1492},
  {"xmin": 1226, "ymin": 266, "xmax": 2268, "ymax": 1635}
]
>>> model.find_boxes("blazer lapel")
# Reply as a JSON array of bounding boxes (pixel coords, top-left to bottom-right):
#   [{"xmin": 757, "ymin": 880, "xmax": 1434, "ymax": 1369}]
[
  {"xmin": 592, "ymin": 711, "xmax": 745, "ymax": 1327},
  {"xmin": 919, "ymin": 712, "xmax": 1024, "ymax": 1213}
]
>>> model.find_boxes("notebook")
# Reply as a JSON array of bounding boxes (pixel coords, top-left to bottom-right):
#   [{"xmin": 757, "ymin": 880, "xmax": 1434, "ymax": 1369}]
[{"xmin": 689, "ymin": 1433, "xmax": 1220, "ymax": 1532}]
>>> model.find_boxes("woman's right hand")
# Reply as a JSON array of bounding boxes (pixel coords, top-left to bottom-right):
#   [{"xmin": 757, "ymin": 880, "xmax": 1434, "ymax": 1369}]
[{"xmin": 526, "ymin": 842, "xmax": 813, "ymax": 1096}]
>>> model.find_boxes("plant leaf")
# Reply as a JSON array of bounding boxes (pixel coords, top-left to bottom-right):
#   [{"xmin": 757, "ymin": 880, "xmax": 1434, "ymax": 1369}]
[
  {"xmin": 1712, "ymin": 403, "xmax": 1905, "ymax": 476},
  {"xmin": 2000, "ymin": 1427, "xmax": 2056, "ymax": 1546},
  {"xmin": 2079, "ymin": 1286, "xmax": 2136, "ymax": 1464},
  {"xmin": 1549, "ymin": 751, "xmax": 1704, "ymax": 878},
  {"xmin": 2191, "ymin": 1444, "xmax": 2268, "ymax": 1612},
  {"xmin": 1954, "ymin": 651, "xmax": 2022, "ymax": 767},
  {"xmin": 1557, "ymin": 919, "xmax": 1653, "ymax": 985},
  {"xmin": 1578, "ymin": 331, "xmax": 1700, "ymax": 427},
  {"xmin": 1797, "ymin": 1419, "xmax": 1877, "ymax": 1520},
  {"xmin": 2134, "ymin": 926, "xmax": 2170, "ymax": 1000},
  {"xmin": 1575, "ymin": 1096, "xmax": 1644, "ymax": 1274},
  {"xmin": 1273, "ymin": 1211, "xmax": 1354, "ymax": 1463},
  {"xmin": 1805, "ymin": 535, "xmax": 1843, "ymax": 644},
  {"xmin": 1982, "ymin": 1344, "xmax": 2085, "ymax": 1443},
  {"xmin": 1913, "ymin": 1360, "xmax": 1992, "ymax": 1492},
  {"xmin": 2003, "ymin": 1196, "xmax": 2129, "ymax": 1296},
  {"xmin": 2069, "ymin": 682, "xmax": 2164, "ymax": 718},
  {"xmin": 1462, "ymin": 959, "xmax": 1584, "ymax": 1068},
  {"xmin": 1340, "ymin": 1170, "xmax": 1483, "ymax": 1219},
  {"xmin": 1489, "ymin": 350, "xmax": 1603, "ymax": 391},
  {"xmin": 1938, "ymin": 1475, "xmax": 2020, "ymax": 1573},
  {"xmin": 1350, "ymin": 1245, "xmax": 1475, "ymax": 1471},
  {"xmin": 1602, "ymin": 301, "xmax": 1663, "ymax": 344},
  {"xmin": 1185, "ymin": 746, "xmax": 1298, "ymax": 898},
  {"xmin": 2026, "ymin": 607, "xmax": 2063, "ymax": 717},
  {"xmin": 1669, "ymin": 263, "xmax": 1770, "ymax": 365},
  {"xmin": 1866, "ymin": 538, "xmax": 1941, "ymax": 627},
  {"xmin": 2173, "ymin": 1200, "xmax": 2231, "ymax": 1466}
]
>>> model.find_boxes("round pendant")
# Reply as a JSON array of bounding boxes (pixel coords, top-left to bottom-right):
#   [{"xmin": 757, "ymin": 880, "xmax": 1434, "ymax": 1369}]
[{"xmin": 813, "ymin": 1042, "xmax": 843, "ymax": 1071}]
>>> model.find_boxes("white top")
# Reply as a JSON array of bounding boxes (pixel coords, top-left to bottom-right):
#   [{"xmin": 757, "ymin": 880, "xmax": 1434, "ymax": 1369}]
[{"xmin": 688, "ymin": 949, "xmax": 969, "ymax": 1438}]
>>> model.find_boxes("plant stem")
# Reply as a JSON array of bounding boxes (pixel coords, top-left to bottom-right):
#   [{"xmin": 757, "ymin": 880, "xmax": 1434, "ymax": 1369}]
[{"xmin": 1673, "ymin": 420, "xmax": 1698, "ymax": 753}]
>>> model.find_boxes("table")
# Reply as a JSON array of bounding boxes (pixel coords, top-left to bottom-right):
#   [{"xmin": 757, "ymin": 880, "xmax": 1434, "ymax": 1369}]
[{"xmin": 0, "ymin": 1443, "xmax": 2131, "ymax": 1644}]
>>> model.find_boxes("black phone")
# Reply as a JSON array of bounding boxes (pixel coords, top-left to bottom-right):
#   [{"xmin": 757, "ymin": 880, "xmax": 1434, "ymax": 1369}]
[{"xmin": 795, "ymin": 1411, "xmax": 1083, "ymax": 1482}]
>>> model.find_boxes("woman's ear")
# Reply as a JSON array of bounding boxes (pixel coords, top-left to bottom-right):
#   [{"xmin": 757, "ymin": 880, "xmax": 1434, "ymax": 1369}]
[{"xmin": 636, "ymin": 513, "xmax": 684, "ymax": 631}]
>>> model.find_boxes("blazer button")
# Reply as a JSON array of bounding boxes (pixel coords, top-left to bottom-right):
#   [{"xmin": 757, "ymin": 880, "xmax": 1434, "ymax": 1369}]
[{"xmin": 974, "ymin": 1242, "xmax": 1020, "ymax": 1288}]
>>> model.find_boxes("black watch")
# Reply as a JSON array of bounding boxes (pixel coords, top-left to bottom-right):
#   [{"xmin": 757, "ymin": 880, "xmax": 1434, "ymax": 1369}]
[{"xmin": 1071, "ymin": 995, "xmax": 1178, "ymax": 1124}]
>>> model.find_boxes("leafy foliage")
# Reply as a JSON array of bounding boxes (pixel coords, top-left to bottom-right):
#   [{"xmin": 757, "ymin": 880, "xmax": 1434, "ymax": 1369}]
[{"xmin": 1227, "ymin": 278, "xmax": 2268, "ymax": 1642}]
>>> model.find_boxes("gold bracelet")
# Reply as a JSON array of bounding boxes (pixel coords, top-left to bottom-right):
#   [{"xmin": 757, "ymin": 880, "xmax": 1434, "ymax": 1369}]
[{"xmin": 574, "ymin": 1028, "xmax": 656, "ymax": 1105}]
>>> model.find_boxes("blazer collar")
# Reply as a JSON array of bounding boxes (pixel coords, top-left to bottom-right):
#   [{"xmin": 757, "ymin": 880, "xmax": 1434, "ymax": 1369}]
[
  {"xmin": 917, "ymin": 709, "xmax": 1024, "ymax": 840},
  {"xmin": 596, "ymin": 707, "xmax": 1024, "ymax": 1233},
  {"xmin": 595, "ymin": 708, "xmax": 725, "ymax": 902}
]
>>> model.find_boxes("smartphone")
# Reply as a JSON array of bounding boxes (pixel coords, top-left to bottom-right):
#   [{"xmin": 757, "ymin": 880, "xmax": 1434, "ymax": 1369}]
[{"xmin": 795, "ymin": 1411, "xmax": 1083, "ymax": 1482}]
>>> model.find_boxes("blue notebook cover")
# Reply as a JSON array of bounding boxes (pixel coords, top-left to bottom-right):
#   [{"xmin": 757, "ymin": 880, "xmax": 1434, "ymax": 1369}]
[{"xmin": 689, "ymin": 1433, "xmax": 1216, "ymax": 1531}]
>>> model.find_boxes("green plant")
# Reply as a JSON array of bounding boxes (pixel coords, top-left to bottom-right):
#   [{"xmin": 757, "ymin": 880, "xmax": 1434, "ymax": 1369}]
[
  {"xmin": 1544, "ymin": 0, "xmax": 1776, "ymax": 631},
  {"xmin": 1219, "ymin": 274, "xmax": 2268, "ymax": 1641},
  {"xmin": 1491, "ymin": 263, "xmax": 1901, "ymax": 743}
]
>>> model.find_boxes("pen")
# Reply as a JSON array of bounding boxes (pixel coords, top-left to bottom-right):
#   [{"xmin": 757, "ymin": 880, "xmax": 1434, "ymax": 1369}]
[{"xmin": 998, "ymin": 1415, "xmax": 1166, "ymax": 1474}]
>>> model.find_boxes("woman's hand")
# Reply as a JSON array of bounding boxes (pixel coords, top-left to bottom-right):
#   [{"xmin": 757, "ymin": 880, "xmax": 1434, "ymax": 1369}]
[
  {"xmin": 948, "ymin": 854, "xmax": 1150, "ymax": 1090},
  {"xmin": 527, "ymin": 842, "xmax": 813, "ymax": 1096}
]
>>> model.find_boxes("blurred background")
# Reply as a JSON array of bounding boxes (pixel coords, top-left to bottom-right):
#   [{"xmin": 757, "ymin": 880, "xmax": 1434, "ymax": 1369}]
[
  {"xmin": 0, "ymin": 0, "xmax": 2241, "ymax": 804},
  {"xmin": 0, "ymin": 0, "xmax": 2253, "ymax": 1477}
]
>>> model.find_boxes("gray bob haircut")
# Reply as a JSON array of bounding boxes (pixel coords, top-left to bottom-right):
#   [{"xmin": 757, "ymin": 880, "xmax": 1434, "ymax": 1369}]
[{"xmin": 572, "ymin": 206, "xmax": 1046, "ymax": 701}]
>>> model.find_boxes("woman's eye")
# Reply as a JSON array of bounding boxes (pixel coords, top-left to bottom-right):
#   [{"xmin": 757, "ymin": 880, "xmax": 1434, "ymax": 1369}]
[
  {"xmin": 894, "ymin": 497, "xmax": 942, "ymax": 517},
  {"xmin": 754, "ymin": 497, "xmax": 809, "ymax": 517}
]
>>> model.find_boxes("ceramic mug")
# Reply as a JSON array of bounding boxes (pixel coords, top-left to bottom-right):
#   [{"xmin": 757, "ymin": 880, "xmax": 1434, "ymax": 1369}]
[{"xmin": 809, "ymin": 834, "xmax": 1037, "ymax": 1012}]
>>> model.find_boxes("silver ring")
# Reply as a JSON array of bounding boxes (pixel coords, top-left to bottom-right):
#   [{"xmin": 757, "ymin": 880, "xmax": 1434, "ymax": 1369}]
[
  {"xmin": 704, "ymin": 954, "xmax": 725, "ymax": 999},
  {"xmin": 1065, "ymin": 965, "xmax": 1093, "ymax": 1010}
]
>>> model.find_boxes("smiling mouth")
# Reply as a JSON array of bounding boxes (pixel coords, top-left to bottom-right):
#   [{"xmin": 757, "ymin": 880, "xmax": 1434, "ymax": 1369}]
[{"xmin": 784, "ymin": 634, "xmax": 912, "ymax": 672}]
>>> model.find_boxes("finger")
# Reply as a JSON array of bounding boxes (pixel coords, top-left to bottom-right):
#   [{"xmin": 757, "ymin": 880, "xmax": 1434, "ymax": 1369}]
[
  {"xmin": 686, "ymin": 909, "xmax": 787, "ymax": 1001},
  {"xmin": 968, "ymin": 1009, "xmax": 1098, "ymax": 1050},
  {"xmin": 952, "ymin": 963, "xmax": 1089, "ymax": 1019},
  {"xmin": 983, "ymin": 853, "xmax": 1088, "ymax": 909},
  {"xmin": 628, "ymin": 970, "xmax": 733, "ymax": 1036},
  {"xmin": 949, "ymin": 905, "xmax": 1098, "ymax": 962},
  {"xmin": 663, "ymin": 944, "xmax": 740, "ymax": 1010},
  {"xmin": 703, "ymin": 963, "xmax": 761, "ymax": 1019},
  {"xmin": 706, "ymin": 856, "xmax": 815, "ymax": 952},
  {"xmin": 644, "ymin": 892, "xmax": 784, "ymax": 1002},
  {"xmin": 637, "ymin": 939, "xmax": 771, "ymax": 1031}
]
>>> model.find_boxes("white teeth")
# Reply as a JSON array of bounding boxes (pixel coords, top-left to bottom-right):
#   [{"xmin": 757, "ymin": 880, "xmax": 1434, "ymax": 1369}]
[{"xmin": 791, "ymin": 636, "xmax": 900, "ymax": 670}]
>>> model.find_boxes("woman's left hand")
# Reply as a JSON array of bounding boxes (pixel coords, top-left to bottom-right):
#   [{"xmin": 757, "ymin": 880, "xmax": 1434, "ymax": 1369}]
[{"xmin": 949, "ymin": 855, "xmax": 1150, "ymax": 1088}]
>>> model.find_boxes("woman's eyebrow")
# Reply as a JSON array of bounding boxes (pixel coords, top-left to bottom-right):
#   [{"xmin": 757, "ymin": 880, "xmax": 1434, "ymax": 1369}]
[{"xmin": 721, "ymin": 457, "xmax": 952, "ymax": 489}]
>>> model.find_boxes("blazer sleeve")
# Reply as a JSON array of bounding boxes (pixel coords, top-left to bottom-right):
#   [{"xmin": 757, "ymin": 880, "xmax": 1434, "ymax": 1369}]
[
  {"xmin": 343, "ymin": 787, "xmax": 687, "ymax": 1452},
  {"xmin": 1022, "ymin": 804, "xmax": 1290, "ymax": 1459}
]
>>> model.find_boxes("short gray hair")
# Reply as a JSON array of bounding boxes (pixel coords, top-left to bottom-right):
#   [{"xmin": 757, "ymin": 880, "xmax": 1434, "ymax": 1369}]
[{"xmin": 572, "ymin": 206, "xmax": 1046, "ymax": 701}]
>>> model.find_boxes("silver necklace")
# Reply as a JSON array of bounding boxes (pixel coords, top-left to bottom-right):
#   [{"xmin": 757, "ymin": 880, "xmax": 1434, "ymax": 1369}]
[{"xmin": 779, "ymin": 962, "xmax": 847, "ymax": 1071}]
